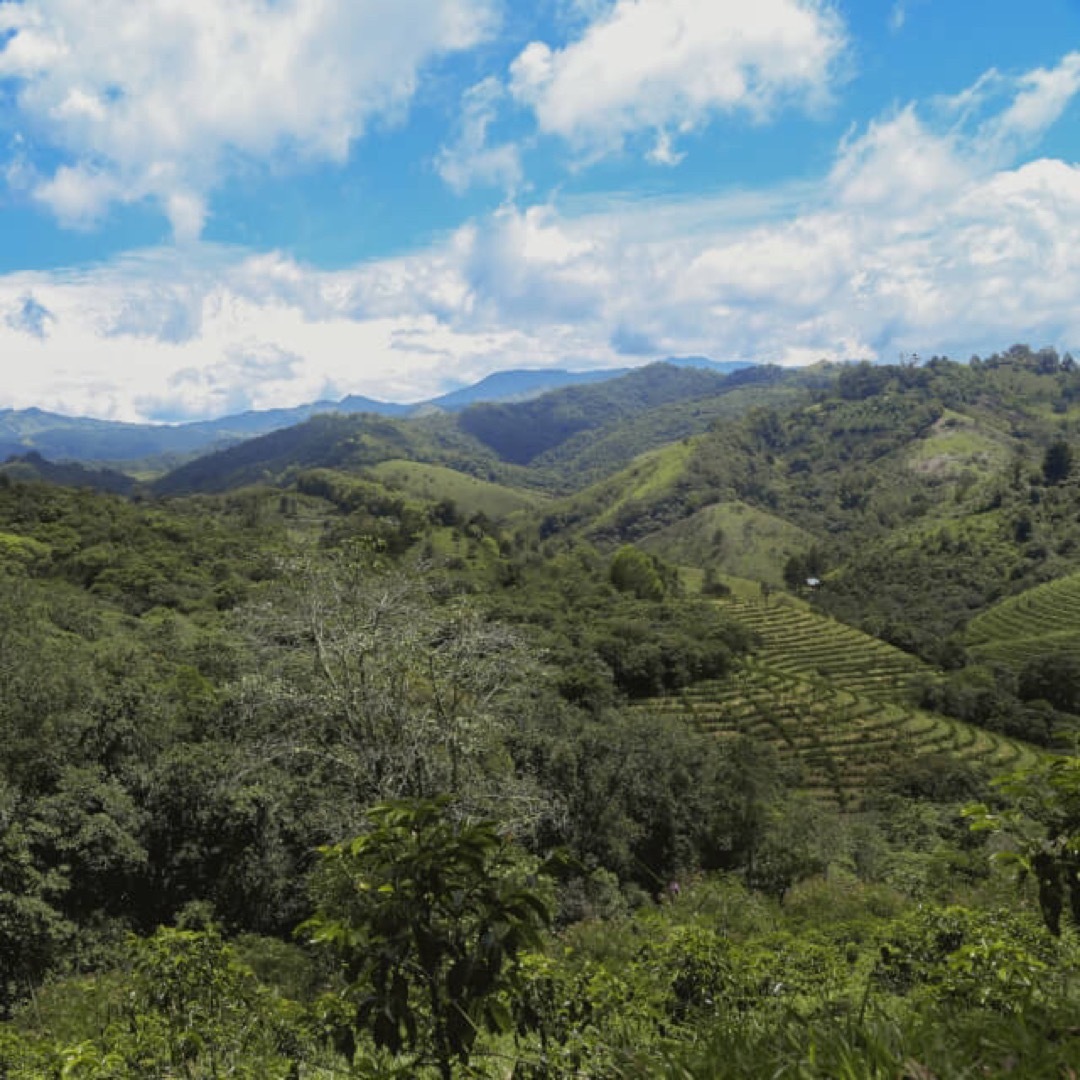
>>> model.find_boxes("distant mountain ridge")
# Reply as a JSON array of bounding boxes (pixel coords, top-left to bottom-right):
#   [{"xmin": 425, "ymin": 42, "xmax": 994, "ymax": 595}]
[
  {"xmin": 149, "ymin": 361, "xmax": 764, "ymax": 496},
  {"xmin": 0, "ymin": 451, "xmax": 137, "ymax": 495},
  {"xmin": 0, "ymin": 357, "xmax": 752, "ymax": 466}
]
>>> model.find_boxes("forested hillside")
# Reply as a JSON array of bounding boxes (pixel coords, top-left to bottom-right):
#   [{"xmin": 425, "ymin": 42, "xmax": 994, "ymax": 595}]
[{"xmin": 2, "ymin": 349, "xmax": 1080, "ymax": 1076}]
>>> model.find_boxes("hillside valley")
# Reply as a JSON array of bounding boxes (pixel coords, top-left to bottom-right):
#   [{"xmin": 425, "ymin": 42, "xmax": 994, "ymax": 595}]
[{"xmin": 2, "ymin": 346, "xmax": 1080, "ymax": 1075}]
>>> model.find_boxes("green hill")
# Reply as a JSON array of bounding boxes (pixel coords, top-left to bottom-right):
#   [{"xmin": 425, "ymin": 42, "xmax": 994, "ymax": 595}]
[
  {"xmin": 523, "ymin": 364, "xmax": 823, "ymax": 489},
  {"xmin": 366, "ymin": 460, "xmax": 545, "ymax": 521},
  {"xmin": 639, "ymin": 501, "xmax": 815, "ymax": 585},
  {"xmin": 458, "ymin": 362, "xmax": 732, "ymax": 465},
  {"xmin": 5, "ymin": 350, "xmax": 1080, "ymax": 1073},
  {"xmin": 152, "ymin": 412, "xmax": 508, "ymax": 496},
  {"xmin": 0, "ymin": 451, "xmax": 137, "ymax": 495},
  {"xmin": 967, "ymin": 571, "xmax": 1080, "ymax": 669}
]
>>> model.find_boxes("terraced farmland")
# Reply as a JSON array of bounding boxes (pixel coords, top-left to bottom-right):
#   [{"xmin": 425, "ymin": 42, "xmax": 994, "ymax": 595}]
[
  {"xmin": 636, "ymin": 595, "xmax": 1039, "ymax": 806},
  {"xmin": 967, "ymin": 571, "xmax": 1080, "ymax": 669},
  {"xmin": 724, "ymin": 596, "xmax": 935, "ymax": 700}
]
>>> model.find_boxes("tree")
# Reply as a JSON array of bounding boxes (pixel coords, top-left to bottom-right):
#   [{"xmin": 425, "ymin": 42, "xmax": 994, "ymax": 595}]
[
  {"xmin": 965, "ymin": 756, "xmax": 1080, "ymax": 936},
  {"xmin": 609, "ymin": 545, "xmax": 666, "ymax": 601},
  {"xmin": 1042, "ymin": 439, "xmax": 1073, "ymax": 484},
  {"xmin": 239, "ymin": 551, "xmax": 538, "ymax": 823},
  {"xmin": 0, "ymin": 808, "xmax": 73, "ymax": 1018},
  {"xmin": 749, "ymin": 794, "xmax": 838, "ymax": 901},
  {"xmin": 1018, "ymin": 651, "xmax": 1080, "ymax": 714},
  {"xmin": 302, "ymin": 798, "xmax": 551, "ymax": 1079}
]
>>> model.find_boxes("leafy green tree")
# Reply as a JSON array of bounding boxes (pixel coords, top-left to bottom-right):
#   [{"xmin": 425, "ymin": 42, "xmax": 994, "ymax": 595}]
[
  {"xmin": 1017, "ymin": 651, "xmax": 1080, "ymax": 714},
  {"xmin": 0, "ymin": 806, "xmax": 73, "ymax": 1017},
  {"xmin": 1042, "ymin": 439, "xmax": 1074, "ymax": 484},
  {"xmin": 302, "ymin": 798, "xmax": 552, "ymax": 1079},
  {"xmin": 31, "ymin": 765, "xmax": 148, "ymax": 924},
  {"xmin": 966, "ymin": 756, "xmax": 1080, "ymax": 935},
  {"xmin": 750, "ymin": 794, "xmax": 838, "ymax": 902},
  {"xmin": 609, "ymin": 545, "xmax": 667, "ymax": 601}
]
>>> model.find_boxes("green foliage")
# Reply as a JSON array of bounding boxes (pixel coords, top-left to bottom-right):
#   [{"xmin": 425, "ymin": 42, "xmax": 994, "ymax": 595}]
[
  {"xmin": 1018, "ymin": 650, "xmax": 1080, "ymax": 713},
  {"xmin": 8, "ymin": 355, "xmax": 1080, "ymax": 1075},
  {"xmin": 609, "ymin": 544, "xmax": 670, "ymax": 601},
  {"xmin": 966, "ymin": 755, "xmax": 1080, "ymax": 935},
  {"xmin": 532, "ymin": 716, "xmax": 769, "ymax": 893},
  {"xmin": 0, "ymin": 806, "xmax": 74, "ymax": 1017},
  {"xmin": 1043, "ymin": 438, "xmax": 1074, "ymax": 484},
  {"xmin": 459, "ymin": 363, "xmax": 730, "ymax": 466},
  {"xmin": 748, "ymin": 794, "xmax": 839, "ymax": 901},
  {"xmin": 0, "ymin": 531, "xmax": 51, "ymax": 573},
  {"xmin": 487, "ymin": 542, "xmax": 749, "ymax": 702},
  {"xmin": 877, "ymin": 906, "xmax": 1030, "ymax": 1001},
  {"xmin": 40, "ymin": 927, "xmax": 305, "ymax": 1079},
  {"xmin": 302, "ymin": 798, "xmax": 551, "ymax": 1078}
]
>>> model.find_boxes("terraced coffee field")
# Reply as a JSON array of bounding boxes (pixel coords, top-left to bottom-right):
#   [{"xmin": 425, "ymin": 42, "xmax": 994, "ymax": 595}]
[
  {"xmin": 967, "ymin": 571, "xmax": 1080, "ymax": 669},
  {"xmin": 725, "ymin": 596, "xmax": 934, "ymax": 701},
  {"xmin": 637, "ymin": 595, "xmax": 1039, "ymax": 806}
]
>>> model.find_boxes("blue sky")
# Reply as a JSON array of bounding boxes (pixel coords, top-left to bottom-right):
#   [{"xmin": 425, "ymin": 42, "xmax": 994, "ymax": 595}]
[{"xmin": 1, "ymin": 0, "xmax": 1080, "ymax": 421}]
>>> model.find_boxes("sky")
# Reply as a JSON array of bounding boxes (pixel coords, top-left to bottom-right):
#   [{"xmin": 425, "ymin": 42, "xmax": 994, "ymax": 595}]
[{"xmin": 1, "ymin": 1, "xmax": 1080, "ymax": 422}]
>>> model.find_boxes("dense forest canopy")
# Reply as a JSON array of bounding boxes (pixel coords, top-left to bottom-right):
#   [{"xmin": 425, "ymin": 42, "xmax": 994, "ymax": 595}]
[{"xmin": 2, "ymin": 350, "xmax": 1080, "ymax": 1075}]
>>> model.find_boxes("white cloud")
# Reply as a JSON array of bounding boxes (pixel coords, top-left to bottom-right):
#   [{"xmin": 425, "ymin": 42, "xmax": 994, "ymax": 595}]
[
  {"xmin": 646, "ymin": 131, "xmax": 685, "ymax": 167},
  {"xmin": 980, "ymin": 52, "xmax": 1080, "ymax": 162},
  {"xmin": 826, "ymin": 51, "xmax": 1080, "ymax": 221},
  {"xmin": 0, "ymin": 0, "xmax": 496, "ymax": 237},
  {"xmin": 33, "ymin": 164, "xmax": 122, "ymax": 228},
  {"xmin": 3, "ymin": 56, "xmax": 1080, "ymax": 422},
  {"xmin": 510, "ymin": 0, "xmax": 847, "ymax": 159},
  {"xmin": 436, "ymin": 78, "xmax": 523, "ymax": 194},
  {"xmin": 830, "ymin": 108, "xmax": 969, "ymax": 210},
  {"xmin": 5, "ymin": 294, "xmax": 55, "ymax": 338}
]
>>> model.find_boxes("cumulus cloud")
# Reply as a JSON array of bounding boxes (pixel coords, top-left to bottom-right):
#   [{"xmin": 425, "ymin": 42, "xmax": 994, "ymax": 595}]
[
  {"xmin": 3, "ymin": 56, "xmax": 1080, "ymax": 421},
  {"xmin": 830, "ymin": 108, "xmax": 968, "ymax": 210},
  {"xmin": 137, "ymin": 342, "xmax": 305, "ymax": 419},
  {"xmin": 510, "ymin": 0, "xmax": 847, "ymax": 159},
  {"xmin": 436, "ymin": 78, "xmax": 524, "ymax": 194},
  {"xmin": 0, "ymin": 0, "xmax": 495, "ymax": 237},
  {"xmin": 978, "ymin": 52, "xmax": 1080, "ymax": 163},
  {"xmin": 6, "ymin": 294, "xmax": 56, "ymax": 338}
]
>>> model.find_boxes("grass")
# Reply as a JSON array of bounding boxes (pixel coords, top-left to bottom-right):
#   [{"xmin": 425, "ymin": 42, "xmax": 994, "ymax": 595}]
[
  {"xmin": 641, "ymin": 501, "xmax": 815, "ymax": 585},
  {"xmin": 904, "ymin": 410, "xmax": 1012, "ymax": 479},
  {"xmin": 585, "ymin": 441, "xmax": 695, "ymax": 532},
  {"xmin": 367, "ymin": 459, "xmax": 545, "ymax": 521}
]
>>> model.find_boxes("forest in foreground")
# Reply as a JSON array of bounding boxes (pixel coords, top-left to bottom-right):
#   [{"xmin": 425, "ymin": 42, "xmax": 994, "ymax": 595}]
[{"xmin": 2, "ymin": 348, "xmax": 1080, "ymax": 1077}]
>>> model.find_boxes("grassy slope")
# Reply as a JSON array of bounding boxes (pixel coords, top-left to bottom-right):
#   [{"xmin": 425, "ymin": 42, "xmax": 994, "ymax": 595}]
[
  {"xmin": 639, "ymin": 501, "xmax": 816, "ymax": 585},
  {"xmin": 587, "ymin": 441, "xmax": 694, "ymax": 532},
  {"xmin": 367, "ymin": 460, "xmax": 546, "ymax": 521},
  {"xmin": 902, "ymin": 409, "xmax": 1013, "ymax": 479}
]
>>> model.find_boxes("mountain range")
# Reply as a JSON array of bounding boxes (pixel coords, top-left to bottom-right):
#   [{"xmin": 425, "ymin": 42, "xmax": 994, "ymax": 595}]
[{"xmin": 0, "ymin": 357, "xmax": 751, "ymax": 468}]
